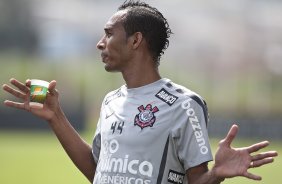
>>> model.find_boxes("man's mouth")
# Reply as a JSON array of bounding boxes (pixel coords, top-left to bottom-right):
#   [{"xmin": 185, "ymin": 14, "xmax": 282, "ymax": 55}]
[{"xmin": 101, "ymin": 53, "xmax": 108, "ymax": 62}]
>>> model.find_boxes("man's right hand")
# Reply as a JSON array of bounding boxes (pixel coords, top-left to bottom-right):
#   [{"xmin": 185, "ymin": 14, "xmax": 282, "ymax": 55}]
[
  {"xmin": 2, "ymin": 78, "xmax": 61, "ymax": 121},
  {"xmin": 3, "ymin": 78, "xmax": 96, "ymax": 181}
]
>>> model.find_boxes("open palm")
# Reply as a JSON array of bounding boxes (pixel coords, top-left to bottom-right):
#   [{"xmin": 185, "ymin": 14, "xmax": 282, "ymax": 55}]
[{"xmin": 213, "ymin": 125, "xmax": 278, "ymax": 180}]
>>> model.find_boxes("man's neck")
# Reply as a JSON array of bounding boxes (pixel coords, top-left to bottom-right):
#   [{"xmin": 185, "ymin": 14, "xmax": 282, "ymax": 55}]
[{"xmin": 121, "ymin": 63, "xmax": 161, "ymax": 89}]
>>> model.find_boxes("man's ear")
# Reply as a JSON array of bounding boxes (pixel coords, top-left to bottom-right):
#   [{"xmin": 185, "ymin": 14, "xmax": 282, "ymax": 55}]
[{"xmin": 130, "ymin": 32, "xmax": 143, "ymax": 49}]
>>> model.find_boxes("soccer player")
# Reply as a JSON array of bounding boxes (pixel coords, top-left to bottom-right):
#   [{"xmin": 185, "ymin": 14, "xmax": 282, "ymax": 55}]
[{"xmin": 2, "ymin": 1, "xmax": 277, "ymax": 184}]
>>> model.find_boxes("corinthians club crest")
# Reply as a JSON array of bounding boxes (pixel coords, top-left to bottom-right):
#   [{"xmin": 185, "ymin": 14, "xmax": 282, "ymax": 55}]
[{"xmin": 134, "ymin": 104, "xmax": 159, "ymax": 129}]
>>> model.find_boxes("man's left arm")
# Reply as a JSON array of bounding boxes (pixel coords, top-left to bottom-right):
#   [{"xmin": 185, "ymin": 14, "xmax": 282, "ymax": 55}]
[{"xmin": 187, "ymin": 162, "xmax": 224, "ymax": 184}]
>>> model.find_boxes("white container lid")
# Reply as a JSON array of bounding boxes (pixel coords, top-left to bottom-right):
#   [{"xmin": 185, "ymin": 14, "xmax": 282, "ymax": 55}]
[{"xmin": 30, "ymin": 79, "xmax": 49, "ymax": 87}]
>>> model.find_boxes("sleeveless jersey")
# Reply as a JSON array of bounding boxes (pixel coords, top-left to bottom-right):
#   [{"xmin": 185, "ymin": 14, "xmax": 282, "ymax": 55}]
[{"xmin": 92, "ymin": 78, "xmax": 213, "ymax": 184}]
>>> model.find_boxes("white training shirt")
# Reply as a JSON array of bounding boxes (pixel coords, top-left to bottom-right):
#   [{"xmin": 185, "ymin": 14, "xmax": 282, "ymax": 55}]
[{"xmin": 92, "ymin": 78, "xmax": 213, "ymax": 184}]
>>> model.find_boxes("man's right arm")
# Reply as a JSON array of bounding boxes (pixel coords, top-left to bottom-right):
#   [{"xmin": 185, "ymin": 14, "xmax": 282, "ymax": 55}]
[
  {"xmin": 47, "ymin": 106, "xmax": 96, "ymax": 182},
  {"xmin": 2, "ymin": 78, "xmax": 96, "ymax": 183}
]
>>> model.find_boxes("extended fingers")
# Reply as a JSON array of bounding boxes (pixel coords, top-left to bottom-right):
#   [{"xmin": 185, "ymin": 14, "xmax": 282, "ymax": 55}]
[
  {"xmin": 250, "ymin": 151, "xmax": 278, "ymax": 169},
  {"xmin": 252, "ymin": 151, "xmax": 278, "ymax": 161},
  {"xmin": 2, "ymin": 78, "xmax": 30, "ymax": 99},
  {"xmin": 247, "ymin": 141, "xmax": 269, "ymax": 153},
  {"xmin": 25, "ymin": 79, "xmax": 31, "ymax": 87},
  {"xmin": 244, "ymin": 171, "xmax": 262, "ymax": 181},
  {"xmin": 10, "ymin": 78, "xmax": 30, "ymax": 93},
  {"xmin": 2, "ymin": 84, "xmax": 27, "ymax": 100},
  {"xmin": 220, "ymin": 124, "xmax": 239, "ymax": 147},
  {"xmin": 4, "ymin": 100, "xmax": 28, "ymax": 111},
  {"xmin": 48, "ymin": 80, "xmax": 58, "ymax": 95},
  {"xmin": 244, "ymin": 151, "xmax": 276, "ymax": 180},
  {"xmin": 251, "ymin": 157, "xmax": 275, "ymax": 169}
]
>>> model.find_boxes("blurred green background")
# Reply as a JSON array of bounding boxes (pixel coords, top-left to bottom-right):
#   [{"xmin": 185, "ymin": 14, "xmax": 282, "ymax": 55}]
[
  {"xmin": 0, "ymin": 0, "xmax": 281, "ymax": 183},
  {"xmin": 0, "ymin": 131, "xmax": 281, "ymax": 184}
]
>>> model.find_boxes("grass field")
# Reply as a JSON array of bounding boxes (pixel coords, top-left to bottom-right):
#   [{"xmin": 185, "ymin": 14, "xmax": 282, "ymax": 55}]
[{"xmin": 0, "ymin": 130, "xmax": 280, "ymax": 184}]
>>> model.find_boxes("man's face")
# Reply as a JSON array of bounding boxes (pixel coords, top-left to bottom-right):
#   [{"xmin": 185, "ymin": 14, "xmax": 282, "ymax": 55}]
[{"xmin": 97, "ymin": 10, "xmax": 131, "ymax": 72}]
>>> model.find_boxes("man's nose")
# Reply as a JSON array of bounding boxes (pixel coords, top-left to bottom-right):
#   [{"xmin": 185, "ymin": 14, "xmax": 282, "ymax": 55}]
[{"xmin": 96, "ymin": 37, "xmax": 106, "ymax": 50}]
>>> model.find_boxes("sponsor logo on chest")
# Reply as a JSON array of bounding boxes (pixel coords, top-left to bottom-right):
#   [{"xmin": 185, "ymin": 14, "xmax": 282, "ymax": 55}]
[
  {"xmin": 155, "ymin": 88, "xmax": 178, "ymax": 106},
  {"xmin": 96, "ymin": 139, "xmax": 153, "ymax": 183}
]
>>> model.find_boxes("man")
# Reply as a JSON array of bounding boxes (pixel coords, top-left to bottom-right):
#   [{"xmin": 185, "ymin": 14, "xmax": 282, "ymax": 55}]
[{"xmin": 2, "ymin": 1, "xmax": 277, "ymax": 184}]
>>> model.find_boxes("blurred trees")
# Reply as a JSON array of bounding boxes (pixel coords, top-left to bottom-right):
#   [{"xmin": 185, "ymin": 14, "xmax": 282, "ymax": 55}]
[
  {"xmin": 0, "ymin": 0, "xmax": 37, "ymax": 52},
  {"xmin": 0, "ymin": 0, "xmax": 281, "ymax": 138}
]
